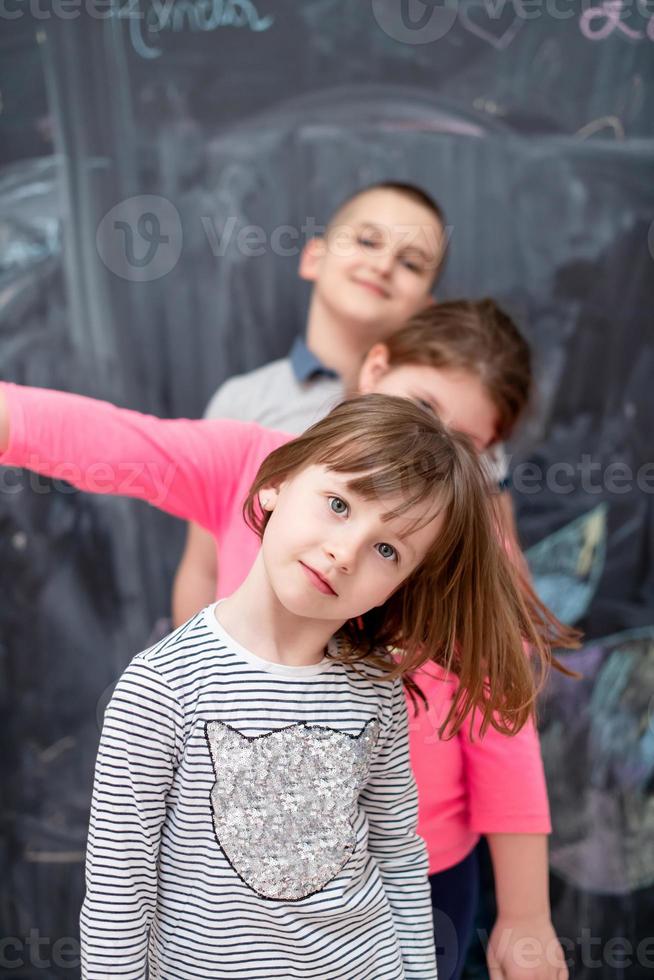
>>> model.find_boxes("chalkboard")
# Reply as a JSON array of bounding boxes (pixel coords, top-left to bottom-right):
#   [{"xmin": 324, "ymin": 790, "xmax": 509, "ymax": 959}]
[{"xmin": 0, "ymin": 2, "xmax": 653, "ymax": 975}]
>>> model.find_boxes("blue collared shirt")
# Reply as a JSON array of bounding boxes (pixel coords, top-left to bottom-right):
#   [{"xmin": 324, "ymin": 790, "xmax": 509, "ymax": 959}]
[{"xmin": 289, "ymin": 336, "xmax": 340, "ymax": 383}]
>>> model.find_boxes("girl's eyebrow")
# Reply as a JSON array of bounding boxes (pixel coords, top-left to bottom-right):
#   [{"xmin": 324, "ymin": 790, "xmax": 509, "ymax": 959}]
[{"xmin": 326, "ymin": 476, "xmax": 413, "ymax": 551}]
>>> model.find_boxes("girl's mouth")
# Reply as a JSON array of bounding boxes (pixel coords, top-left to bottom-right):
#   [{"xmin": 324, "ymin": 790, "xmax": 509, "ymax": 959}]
[{"xmin": 299, "ymin": 562, "xmax": 338, "ymax": 596}]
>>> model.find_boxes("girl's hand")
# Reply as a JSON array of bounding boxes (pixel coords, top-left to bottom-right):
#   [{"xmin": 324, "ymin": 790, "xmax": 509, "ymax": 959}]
[{"xmin": 487, "ymin": 913, "xmax": 569, "ymax": 980}]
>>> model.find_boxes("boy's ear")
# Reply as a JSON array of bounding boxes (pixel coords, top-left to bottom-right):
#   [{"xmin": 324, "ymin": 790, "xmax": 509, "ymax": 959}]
[
  {"xmin": 298, "ymin": 237, "xmax": 326, "ymax": 282},
  {"xmin": 357, "ymin": 343, "xmax": 391, "ymax": 393}
]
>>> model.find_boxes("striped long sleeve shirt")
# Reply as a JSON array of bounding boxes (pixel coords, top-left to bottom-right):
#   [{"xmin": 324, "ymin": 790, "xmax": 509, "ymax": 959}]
[{"xmin": 80, "ymin": 605, "xmax": 438, "ymax": 979}]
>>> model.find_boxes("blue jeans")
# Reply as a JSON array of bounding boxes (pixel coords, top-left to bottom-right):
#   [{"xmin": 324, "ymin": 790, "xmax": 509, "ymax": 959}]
[{"xmin": 429, "ymin": 849, "xmax": 480, "ymax": 980}]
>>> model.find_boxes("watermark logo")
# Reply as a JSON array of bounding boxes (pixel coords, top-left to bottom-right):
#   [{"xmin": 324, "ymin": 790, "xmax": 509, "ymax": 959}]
[
  {"xmin": 96, "ymin": 194, "xmax": 183, "ymax": 282},
  {"xmin": 371, "ymin": 0, "xmax": 459, "ymax": 44}
]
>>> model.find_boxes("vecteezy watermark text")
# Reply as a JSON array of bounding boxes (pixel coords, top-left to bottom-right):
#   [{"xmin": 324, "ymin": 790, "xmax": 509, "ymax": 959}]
[
  {"xmin": 371, "ymin": 0, "xmax": 654, "ymax": 47},
  {"xmin": 3, "ymin": 455, "xmax": 653, "ymax": 506},
  {"xmin": 1, "ymin": 457, "xmax": 178, "ymax": 507},
  {"xmin": 1, "ymin": 926, "xmax": 653, "ymax": 970},
  {"xmin": 93, "ymin": 193, "xmax": 449, "ymax": 281},
  {"xmin": 508, "ymin": 455, "xmax": 654, "ymax": 496},
  {"xmin": 0, "ymin": 931, "xmax": 79, "ymax": 969}
]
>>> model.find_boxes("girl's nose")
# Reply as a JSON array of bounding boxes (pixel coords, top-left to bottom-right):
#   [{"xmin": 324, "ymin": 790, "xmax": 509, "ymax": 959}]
[{"xmin": 324, "ymin": 538, "xmax": 358, "ymax": 573}]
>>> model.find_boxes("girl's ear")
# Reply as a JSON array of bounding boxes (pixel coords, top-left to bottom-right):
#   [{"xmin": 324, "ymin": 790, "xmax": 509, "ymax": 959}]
[
  {"xmin": 298, "ymin": 237, "xmax": 326, "ymax": 282},
  {"xmin": 357, "ymin": 343, "xmax": 391, "ymax": 393},
  {"xmin": 259, "ymin": 487, "xmax": 280, "ymax": 512}
]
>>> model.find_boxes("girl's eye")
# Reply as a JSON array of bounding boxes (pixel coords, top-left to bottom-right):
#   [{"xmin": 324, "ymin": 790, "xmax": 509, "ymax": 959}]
[
  {"xmin": 376, "ymin": 542, "xmax": 398, "ymax": 562},
  {"xmin": 401, "ymin": 257, "xmax": 423, "ymax": 273},
  {"xmin": 358, "ymin": 235, "xmax": 378, "ymax": 249},
  {"xmin": 328, "ymin": 496, "xmax": 348, "ymax": 515}
]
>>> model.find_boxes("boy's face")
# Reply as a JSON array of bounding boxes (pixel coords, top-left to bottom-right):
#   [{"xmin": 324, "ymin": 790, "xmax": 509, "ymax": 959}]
[
  {"xmin": 358, "ymin": 349, "xmax": 499, "ymax": 452},
  {"xmin": 300, "ymin": 188, "xmax": 445, "ymax": 342},
  {"xmin": 259, "ymin": 464, "xmax": 442, "ymax": 627}
]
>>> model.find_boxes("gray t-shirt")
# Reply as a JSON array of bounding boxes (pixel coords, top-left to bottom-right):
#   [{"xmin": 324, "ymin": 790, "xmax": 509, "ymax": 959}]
[{"xmin": 204, "ymin": 357, "xmax": 344, "ymax": 434}]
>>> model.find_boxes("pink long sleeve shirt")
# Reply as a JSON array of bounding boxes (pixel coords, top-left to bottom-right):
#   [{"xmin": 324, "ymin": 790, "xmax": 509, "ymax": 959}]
[{"xmin": 0, "ymin": 383, "xmax": 551, "ymax": 873}]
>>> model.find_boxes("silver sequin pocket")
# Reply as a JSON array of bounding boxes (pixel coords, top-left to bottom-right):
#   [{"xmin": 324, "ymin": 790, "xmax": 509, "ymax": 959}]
[{"xmin": 205, "ymin": 718, "xmax": 380, "ymax": 901}]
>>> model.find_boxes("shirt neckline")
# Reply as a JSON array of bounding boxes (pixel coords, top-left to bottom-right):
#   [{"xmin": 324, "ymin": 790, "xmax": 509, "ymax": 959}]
[
  {"xmin": 288, "ymin": 336, "xmax": 340, "ymax": 383},
  {"xmin": 203, "ymin": 602, "xmax": 336, "ymax": 677}
]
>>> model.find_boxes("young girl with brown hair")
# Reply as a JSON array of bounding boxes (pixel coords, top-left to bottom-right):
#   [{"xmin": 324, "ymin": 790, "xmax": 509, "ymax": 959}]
[
  {"xmin": 0, "ymin": 301, "xmax": 574, "ymax": 979},
  {"xmin": 0, "ymin": 388, "xmax": 569, "ymax": 979}
]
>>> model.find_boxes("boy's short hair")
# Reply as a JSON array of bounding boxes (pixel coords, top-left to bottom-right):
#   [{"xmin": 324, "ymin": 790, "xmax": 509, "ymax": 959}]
[
  {"xmin": 326, "ymin": 181, "xmax": 447, "ymax": 285},
  {"xmin": 328, "ymin": 181, "xmax": 446, "ymax": 232}
]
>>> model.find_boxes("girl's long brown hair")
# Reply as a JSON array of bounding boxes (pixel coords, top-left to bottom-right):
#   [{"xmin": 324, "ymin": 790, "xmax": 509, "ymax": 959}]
[{"xmin": 243, "ymin": 394, "xmax": 579, "ymax": 738}]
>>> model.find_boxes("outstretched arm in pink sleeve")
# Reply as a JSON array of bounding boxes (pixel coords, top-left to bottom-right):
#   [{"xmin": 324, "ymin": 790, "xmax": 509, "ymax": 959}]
[{"xmin": 0, "ymin": 382, "xmax": 284, "ymax": 535}]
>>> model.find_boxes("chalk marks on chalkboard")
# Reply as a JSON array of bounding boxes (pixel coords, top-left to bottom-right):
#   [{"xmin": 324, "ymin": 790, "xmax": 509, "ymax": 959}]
[
  {"xmin": 539, "ymin": 626, "xmax": 654, "ymax": 894},
  {"xmin": 530, "ymin": 37, "xmax": 564, "ymax": 92},
  {"xmin": 580, "ymin": 0, "xmax": 654, "ymax": 43},
  {"xmin": 574, "ymin": 69, "xmax": 646, "ymax": 140},
  {"xmin": 111, "ymin": 0, "xmax": 275, "ymax": 60},
  {"xmin": 575, "ymin": 116, "xmax": 626, "ymax": 141},
  {"xmin": 245, "ymin": 84, "xmax": 495, "ymax": 136},
  {"xmin": 526, "ymin": 503, "xmax": 608, "ymax": 626},
  {"xmin": 371, "ymin": 0, "xmax": 527, "ymax": 52},
  {"xmin": 459, "ymin": 1, "xmax": 525, "ymax": 51},
  {"xmin": 372, "ymin": 0, "xmax": 653, "ymax": 52},
  {"xmin": 619, "ymin": 73, "xmax": 646, "ymax": 125},
  {"xmin": 472, "ymin": 97, "xmax": 507, "ymax": 118}
]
